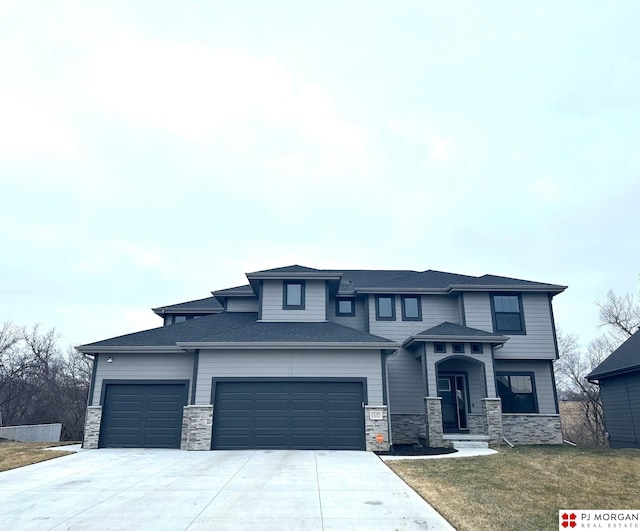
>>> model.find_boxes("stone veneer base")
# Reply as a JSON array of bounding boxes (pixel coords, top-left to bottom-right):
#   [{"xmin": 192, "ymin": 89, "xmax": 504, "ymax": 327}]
[
  {"xmin": 82, "ymin": 406, "xmax": 102, "ymax": 449},
  {"xmin": 389, "ymin": 413, "xmax": 427, "ymax": 444},
  {"xmin": 502, "ymin": 414, "xmax": 563, "ymax": 444},
  {"xmin": 181, "ymin": 405, "xmax": 213, "ymax": 450}
]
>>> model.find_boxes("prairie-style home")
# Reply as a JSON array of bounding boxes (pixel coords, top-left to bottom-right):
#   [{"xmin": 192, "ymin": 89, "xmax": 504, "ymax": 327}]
[{"xmin": 78, "ymin": 265, "xmax": 566, "ymax": 451}]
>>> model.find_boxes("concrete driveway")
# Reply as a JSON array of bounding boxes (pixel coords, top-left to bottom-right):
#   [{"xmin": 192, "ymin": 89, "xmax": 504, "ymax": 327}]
[{"xmin": 0, "ymin": 448, "xmax": 454, "ymax": 531}]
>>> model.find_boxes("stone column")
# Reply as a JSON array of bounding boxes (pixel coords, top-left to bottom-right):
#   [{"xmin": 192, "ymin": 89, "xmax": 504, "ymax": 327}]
[
  {"xmin": 364, "ymin": 405, "xmax": 390, "ymax": 452},
  {"xmin": 82, "ymin": 406, "xmax": 102, "ymax": 449},
  {"xmin": 181, "ymin": 405, "xmax": 213, "ymax": 450},
  {"xmin": 482, "ymin": 398, "xmax": 503, "ymax": 444},
  {"xmin": 424, "ymin": 397, "xmax": 447, "ymax": 447}
]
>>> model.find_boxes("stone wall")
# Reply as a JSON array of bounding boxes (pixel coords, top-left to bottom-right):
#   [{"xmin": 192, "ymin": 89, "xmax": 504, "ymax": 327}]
[
  {"xmin": 467, "ymin": 414, "xmax": 485, "ymax": 434},
  {"xmin": 424, "ymin": 397, "xmax": 448, "ymax": 447},
  {"xmin": 482, "ymin": 398, "xmax": 503, "ymax": 444},
  {"xmin": 82, "ymin": 406, "xmax": 102, "ymax": 449},
  {"xmin": 364, "ymin": 406, "xmax": 390, "ymax": 451},
  {"xmin": 181, "ymin": 405, "xmax": 213, "ymax": 450},
  {"xmin": 389, "ymin": 413, "xmax": 426, "ymax": 444},
  {"xmin": 502, "ymin": 414, "xmax": 563, "ymax": 444}
]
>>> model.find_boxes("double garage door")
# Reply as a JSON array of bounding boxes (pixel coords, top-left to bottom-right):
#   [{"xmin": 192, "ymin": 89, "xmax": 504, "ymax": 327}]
[
  {"xmin": 100, "ymin": 379, "xmax": 365, "ymax": 450},
  {"xmin": 213, "ymin": 380, "xmax": 365, "ymax": 450}
]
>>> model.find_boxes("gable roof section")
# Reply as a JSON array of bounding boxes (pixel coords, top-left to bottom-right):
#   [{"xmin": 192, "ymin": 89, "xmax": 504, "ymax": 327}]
[
  {"xmin": 152, "ymin": 296, "xmax": 224, "ymax": 315},
  {"xmin": 588, "ymin": 330, "xmax": 640, "ymax": 380},
  {"xmin": 212, "ymin": 284, "xmax": 255, "ymax": 297},
  {"xmin": 403, "ymin": 321, "xmax": 509, "ymax": 348},
  {"xmin": 77, "ymin": 312, "xmax": 397, "ymax": 352}
]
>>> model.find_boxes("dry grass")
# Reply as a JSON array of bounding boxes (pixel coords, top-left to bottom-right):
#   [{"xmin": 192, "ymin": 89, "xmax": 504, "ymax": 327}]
[
  {"xmin": 0, "ymin": 440, "xmax": 77, "ymax": 473},
  {"xmin": 388, "ymin": 445, "xmax": 640, "ymax": 531}
]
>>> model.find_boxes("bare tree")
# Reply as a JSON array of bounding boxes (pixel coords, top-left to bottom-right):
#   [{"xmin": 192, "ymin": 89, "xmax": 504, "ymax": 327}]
[
  {"xmin": 596, "ymin": 289, "xmax": 640, "ymax": 341},
  {"xmin": 555, "ymin": 332, "xmax": 609, "ymax": 446}
]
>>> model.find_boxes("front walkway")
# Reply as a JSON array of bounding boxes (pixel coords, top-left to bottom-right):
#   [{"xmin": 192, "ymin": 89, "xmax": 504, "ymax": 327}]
[{"xmin": 0, "ymin": 448, "xmax": 454, "ymax": 530}]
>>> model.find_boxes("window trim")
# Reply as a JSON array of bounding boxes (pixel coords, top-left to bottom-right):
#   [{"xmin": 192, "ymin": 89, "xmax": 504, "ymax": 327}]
[
  {"xmin": 490, "ymin": 293, "xmax": 526, "ymax": 335},
  {"xmin": 335, "ymin": 297, "xmax": 355, "ymax": 317},
  {"xmin": 452, "ymin": 343, "xmax": 465, "ymax": 354},
  {"xmin": 401, "ymin": 295, "xmax": 422, "ymax": 321},
  {"xmin": 375, "ymin": 295, "xmax": 396, "ymax": 321},
  {"xmin": 283, "ymin": 280, "xmax": 305, "ymax": 310},
  {"xmin": 470, "ymin": 342, "xmax": 484, "ymax": 354},
  {"xmin": 434, "ymin": 342, "xmax": 447, "ymax": 354},
  {"xmin": 496, "ymin": 371, "xmax": 539, "ymax": 413}
]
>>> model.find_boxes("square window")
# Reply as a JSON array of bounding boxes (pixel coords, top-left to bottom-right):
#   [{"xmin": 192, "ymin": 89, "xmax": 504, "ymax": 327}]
[
  {"xmin": 496, "ymin": 373, "xmax": 537, "ymax": 413},
  {"xmin": 452, "ymin": 343, "xmax": 464, "ymax": 354},
  {"xmin": 491, "ymin": 294, "xmax": 525, "ymax": 334},
  {"xmin": 283, "ymin": 281, "xmax": 305, "ymax": 309},
  {"xmin": 401, "ymin": 296, "xmax": 422, "ymax": 321},
  {"xmin": 434, "ymin": 342, "xmax": 446, "ymax": 354},
  {"xmin": 336, "ymin": 298, "xmax": 355, "ymax": 316},
  {"xmin": 438, "ymin": 378, "xmax": 451, "ymax": 392},
  {"xmin": 470, "ymin": 343, "xmax": 484, "ymax": 354},
  {"xmin": 375, "ymin": 295, "xmax": 396, "ymax": 320}
]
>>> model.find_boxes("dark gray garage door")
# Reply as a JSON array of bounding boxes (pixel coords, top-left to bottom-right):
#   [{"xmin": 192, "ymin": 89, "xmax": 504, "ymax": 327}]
[
  {"xmin": 213, "ymin": 380, "xmax": 365, "ymax": 450},
  {"xmin": 100, "ymin": 382, "xmax": 188, "ymax": 448}
]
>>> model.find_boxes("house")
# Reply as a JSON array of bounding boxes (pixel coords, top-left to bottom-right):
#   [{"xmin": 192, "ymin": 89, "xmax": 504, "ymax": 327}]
[
  {"xmin": 77, "ymin": 265, "xmax": 566, "ymax": 451},
  {"xmin": 587, "ymin": 330, "xmax": 640, "ymax": 448}
]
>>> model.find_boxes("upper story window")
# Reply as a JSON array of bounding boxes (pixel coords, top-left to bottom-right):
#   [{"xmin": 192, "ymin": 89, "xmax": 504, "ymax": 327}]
[
  {"xmin": 401, "ymin": 295, "xmax": 422, "ymax": 321},
  {"xmin": 491, "ymin": 294, "xmax": 526, "ymax": 334},
  {"xmin": 470, "ymin": 342, "xmax": 484, "ymax": 354},
  {"xmin": 336, "ymin": 298, "xmax": 355, "ymax": 316},
  {"xmin": 452, "ymin": 343, "xmax": 465, "ymax": 354},
  {"xmin": 283, "ymin": 281, "xmax": 305, "ymax": 309},
  {"xmin": 496, "ymin": 373, "xmax": 538, "ymax": 413},
  {"xmin": 375, "ymin": 295, "xmax": 396, "ymax": 320},
  {"xmin": 434, "ymin": 342, "xmax": 447, "ymax": 354}
]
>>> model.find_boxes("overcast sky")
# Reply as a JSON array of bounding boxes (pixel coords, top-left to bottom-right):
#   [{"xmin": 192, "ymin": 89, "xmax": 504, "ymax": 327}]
[{"xmin": 1, "ymin": 1, "xmax": 638, "ymax": 350}]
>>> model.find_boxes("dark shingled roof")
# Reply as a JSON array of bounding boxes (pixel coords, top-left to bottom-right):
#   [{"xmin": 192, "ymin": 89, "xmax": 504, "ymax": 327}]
[
  {"xmin": 79, "ymin": 312, "xmax": 393, "ymax": 349},
  {"xmin": 414, "ymin": 322, "xmax": 506, "ymax": 338},
  {"xmin": 152, "ymin": 296, "xmax": 223, "ymax": 314},
  {"xmin": 212, "ymin": 284, "xmax": 255, "ymax": 296},
  {"xmin": 588, "ymin": 330, "xmax": 640, "ymax": 380},
  {"xmin": 248, "ymin": 265, "xmax": 323, "ymax": 274}
]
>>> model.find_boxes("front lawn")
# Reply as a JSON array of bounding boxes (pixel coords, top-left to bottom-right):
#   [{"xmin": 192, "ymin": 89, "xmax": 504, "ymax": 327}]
[
  {"xmin": 0, "ymin": 440, "xmax": 77, "ymax": 473},
  {"xmin": 387, "ymin": 445, "xmax": 640, "ymax": 531}
]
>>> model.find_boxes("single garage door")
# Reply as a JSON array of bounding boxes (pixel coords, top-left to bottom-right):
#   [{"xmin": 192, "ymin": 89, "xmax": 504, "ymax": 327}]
[
  {"xmin": 212, "ymin": 380, "xmax": 365, "ymax": 450},
  {"xmin": 100, "ymin": 382, "xmax": 188, "ymax": 448}
]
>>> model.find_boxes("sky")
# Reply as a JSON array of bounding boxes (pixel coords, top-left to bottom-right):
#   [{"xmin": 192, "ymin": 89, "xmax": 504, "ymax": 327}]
[{"xmin": 1, "ymin": 1, "xmax": 639, "ymax": 350}]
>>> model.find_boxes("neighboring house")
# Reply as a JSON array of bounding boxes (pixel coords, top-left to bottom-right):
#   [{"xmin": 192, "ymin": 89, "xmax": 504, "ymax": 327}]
[
  {"xmin": 77, "ymin": 265, "xmax": 566, "ymax": 451},
  {"xmin": 587, "ymin": 330, "xmax": 640, "ymax": 449}
]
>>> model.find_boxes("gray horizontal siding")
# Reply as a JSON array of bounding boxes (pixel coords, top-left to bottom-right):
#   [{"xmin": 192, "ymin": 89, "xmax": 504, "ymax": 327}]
[
  {"xmin": 196, "ymin": 349, "xmax": 383, "ymax": 406},
  {"xmin": 92, "ymin": 353, "xmax": 194, "ymax": 405},
  {"xmin": 226, "ymin": 297, "xmax": 259, "ymax": 312},
  {"xmin": 387, "ymin": 349, "xmax": 424, "ymax": 414},
  {"xmin": 600, "ymin": 373, "xmax": 640, "ymax": 448},
  {"xmin": 465, "ymin": 292, "xmax": 558, "ymax": 360},
  {"xmin": 494, "ymin": 359, "xmax": 557, "ymax": 414},
  {"xmin": 368, "ymin": 294, "xmax": 459, "ymax": 342},
  {"xmin": 261, "ymin": 280, "xmax": 326, "ymax": 322},
  {"xmin": 327, "ymin": 297, "xmax": 367, "ymax": 331}
]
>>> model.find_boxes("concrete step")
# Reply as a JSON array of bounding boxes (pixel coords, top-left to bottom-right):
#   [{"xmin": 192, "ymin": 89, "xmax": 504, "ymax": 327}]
[{"xmin": 451, "ymin": 440, "xmax": 489, "ymax": 449}]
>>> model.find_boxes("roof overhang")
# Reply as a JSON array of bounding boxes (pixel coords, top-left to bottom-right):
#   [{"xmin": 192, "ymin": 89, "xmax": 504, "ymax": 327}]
[
  {"xmin": 74, "ymin": 345, "xmax": 188, "ymax": 354},
  {"xmin": 355, "ymin": 285, "xmax": 567, "ymax": 295},
  {"xmin": 403, "ymin": 334, "xmax": 508, "ymax": 349},
  {"xmin": 176, "ymin": 341, "xmax": 399, "ymax": 350},
  {"xmin": 587, "ymin": 365, "xmax": 640, "ymax": 383}
]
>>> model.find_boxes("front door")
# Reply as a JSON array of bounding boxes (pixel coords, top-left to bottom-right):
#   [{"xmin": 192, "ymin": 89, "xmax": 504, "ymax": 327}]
[{"xmin": 438, "ymin": 374, "xmax": 468, "ymax": 432}]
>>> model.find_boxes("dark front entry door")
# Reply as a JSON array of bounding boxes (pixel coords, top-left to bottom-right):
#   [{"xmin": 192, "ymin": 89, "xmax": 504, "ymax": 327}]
[{"xmin": 438, "ymin": 374, "xmax": 468, "ymax": 432}]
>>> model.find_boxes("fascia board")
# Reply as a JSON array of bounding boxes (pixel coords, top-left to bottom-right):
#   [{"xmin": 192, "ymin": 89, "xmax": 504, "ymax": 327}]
[
  {"xmin": 403, "ymin": 334, "xmax": 509, "ymax": 348},
  {"xmin": 74, "ymin": 346, "xmax": 188, "ymax": 354},
  {"xmin": 246, "ymin": 273, "xmax": 343, "ymax": 281},
  {"xmin": 448, "ymin": 284, "xmax": 567, "ymax": 294},
  {"xmin": 176, "ymin": 341, "xmax": 400, "ymax": 349},
  {"xmin": 355, "ymin": 288, "xmax": 449, "ymax": 294},
  {"xmin": 587, "ymin": 365, "xmax": 640, "ymax": 382}
]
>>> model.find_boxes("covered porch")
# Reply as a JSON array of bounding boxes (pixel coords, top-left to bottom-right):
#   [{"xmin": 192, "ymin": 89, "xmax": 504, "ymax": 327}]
[{"xmin": 403, "ymin": 322, "xmax": 509, "ymax": 448}]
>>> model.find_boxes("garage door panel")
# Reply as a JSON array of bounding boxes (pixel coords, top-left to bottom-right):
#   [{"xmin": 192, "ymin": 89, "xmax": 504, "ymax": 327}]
[
  {"xmin": 101, "ymin": 383, "xmax": 187, "ymax": 448},
  {"xmin": 213, "ymin": 380, "xmax": 365, "ymax": 450}
]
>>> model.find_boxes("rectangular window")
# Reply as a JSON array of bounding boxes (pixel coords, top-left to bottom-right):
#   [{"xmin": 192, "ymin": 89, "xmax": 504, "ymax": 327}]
[
  {"xmin": 434, "ymin": 342, "xmax": 446, "ymax": 354},
  {"xmin": 401, "ymin": 296, "xmax": 422, "ymax": 321},
  {"xmin": 452, "ymin": 343, "xmax": 465, "ymax": 354},
  {"xmin": 491, "ymin": 294, "xmax": 525, "ymax": 334},
  {"xmin": 283, "ymin": 281, "xmax": 305, "ymax": 309},
  {"xmin": 496, "ymin": 373, "xmax": 538, "ymax": 413},
  {"xmin": 470, "ymin": 343, "xmax": 484, "ymax": 354},
  {"xmin": 375, "ymin": 295, "xmax": 395, "ymax": 320},
  {"xmin": 336, "ymin": 298, "xmax": 355, "ymax": 316}
]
